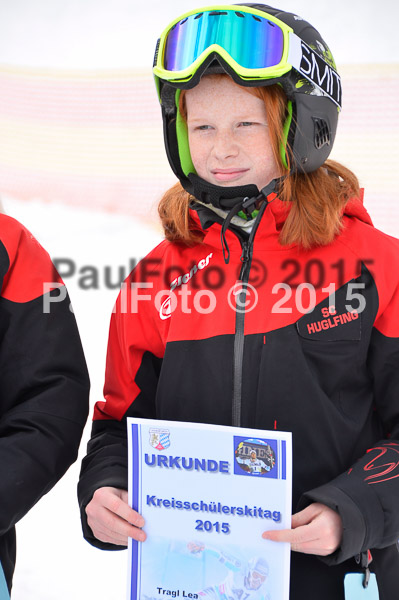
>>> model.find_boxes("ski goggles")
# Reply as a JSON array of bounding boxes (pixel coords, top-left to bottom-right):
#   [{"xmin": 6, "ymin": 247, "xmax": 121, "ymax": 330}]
[
  {"xmin": 251, "ymin": 570, "xmax": 267, "ymax": 582},
  {"xmin": 153, "ymin": 5, "xmax": 342, "ymax": 108}
]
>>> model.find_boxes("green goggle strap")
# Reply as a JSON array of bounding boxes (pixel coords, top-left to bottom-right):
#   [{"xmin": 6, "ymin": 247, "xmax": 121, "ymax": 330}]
[
  {"xmin": 175, "ymin": 89, "xmax": 196, "ymax": 177},
  {"xmin": 280, "ymin": 100, "xmax": 292, "ymax": 170}
]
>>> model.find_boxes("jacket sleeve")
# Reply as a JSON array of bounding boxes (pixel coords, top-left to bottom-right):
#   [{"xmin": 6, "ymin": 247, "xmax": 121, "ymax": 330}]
[
  {"xmin": 78, "ymin": 264, "xmax": 164, "ymax": 549},
  {"xmin": 299, "ymin": 272, "xmax": 399, "ymax": 564},
  {"xmin": 0, "ymin": 216, "xmax": 90, "ymax": 535}
]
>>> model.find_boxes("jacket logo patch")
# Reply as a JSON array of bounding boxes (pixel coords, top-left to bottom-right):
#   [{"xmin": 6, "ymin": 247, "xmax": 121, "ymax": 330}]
[
  {"xmin": 297, "ymin": 279, "xmax": 362, "ymax": 341},
  {"xmin": 306, "ymin": 307, "xmax": 359, "ymax": 335},
  {"xmin": 159, "ymin": 253, "xmax": 214, "ymax": 320},
  {"xmin": 159, "ymin": 296, "xmax": 173, "ymax": 321},
  {"xmin": 363, "ymin": 444, "xmax": 399, "ymax": 485},
  {"xmin": 170, "ymin": 253, "xmax": 213, "ymax": 292}
]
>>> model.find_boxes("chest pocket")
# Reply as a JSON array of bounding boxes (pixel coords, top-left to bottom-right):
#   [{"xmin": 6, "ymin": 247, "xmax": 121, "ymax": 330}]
[{"xmin": 296, "ymin": 279, "xmax": 362, "ymax": 342}]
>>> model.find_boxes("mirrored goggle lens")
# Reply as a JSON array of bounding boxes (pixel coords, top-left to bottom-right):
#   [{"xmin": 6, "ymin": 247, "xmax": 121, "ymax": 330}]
[{"xmin": 163, "ymin": 10, "xmax": 284, "ymax": 72}]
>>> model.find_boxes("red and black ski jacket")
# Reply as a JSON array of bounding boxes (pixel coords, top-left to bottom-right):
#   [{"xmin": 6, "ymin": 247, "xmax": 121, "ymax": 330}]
[
  {"xmin": 0, "ymin": 214, "xmax": 90, "ymax": 591},
  {"xmin": 79, "ymin": 193, "xmax": 399, "ymax": 600}
]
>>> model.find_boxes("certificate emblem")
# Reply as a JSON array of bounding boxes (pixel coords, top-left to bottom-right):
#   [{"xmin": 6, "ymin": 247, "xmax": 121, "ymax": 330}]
[
  {"xmin": 234, "ymin": 437, "xmax": 276, "ymax": 477},
  {"xmin": 149, "ymin": 428, "xmax": 171, "ymax": 451}
]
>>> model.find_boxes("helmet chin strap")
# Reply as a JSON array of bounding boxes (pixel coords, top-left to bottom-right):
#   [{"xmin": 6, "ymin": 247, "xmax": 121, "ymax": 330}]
[
  {"xmin": 186, "ymin": 172, "xmax": 286, "ymax": 263},
  {"xmin": 187, "ymin": 172, "xmax": 260, "ymax": 211},
  {"xmin": 218, "ymin": 177, "xmax": 283, "ymax": 264},
  {"xmin": 187, "ymin": 172, "xmax": 284, "ymax": 213}
]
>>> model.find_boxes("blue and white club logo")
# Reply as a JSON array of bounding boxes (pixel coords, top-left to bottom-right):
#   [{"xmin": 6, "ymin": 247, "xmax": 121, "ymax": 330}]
[{"xmin": 149, "ymin": 428, "xmax": 171, "ymax": 451}]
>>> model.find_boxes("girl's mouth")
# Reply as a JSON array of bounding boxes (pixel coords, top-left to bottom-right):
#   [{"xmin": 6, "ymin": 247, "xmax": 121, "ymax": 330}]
[{"xmin": 211, "ymin": 168, "xmax": 249, "ymax": 182}]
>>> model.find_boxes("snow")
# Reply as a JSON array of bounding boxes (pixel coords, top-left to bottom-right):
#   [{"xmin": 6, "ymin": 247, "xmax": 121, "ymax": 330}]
[{"xmin": 2, "ymin": 196, "xmax": 162, "ymax": 599}]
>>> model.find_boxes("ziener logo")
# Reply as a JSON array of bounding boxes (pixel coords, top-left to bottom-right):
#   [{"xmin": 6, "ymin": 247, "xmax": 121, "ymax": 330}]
[
  {"xmin": 159, "ymin": 252, "xmax": 214, "ymax": 320},
  {"xmin": 170, "ymin": 253, "xmax": 213, "ymax": 292}
]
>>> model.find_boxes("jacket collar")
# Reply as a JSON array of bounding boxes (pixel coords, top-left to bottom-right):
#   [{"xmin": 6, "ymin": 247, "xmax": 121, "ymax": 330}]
[{"xmin": 189, "ymin": 189, "xmax": 372, "ymax": 252}]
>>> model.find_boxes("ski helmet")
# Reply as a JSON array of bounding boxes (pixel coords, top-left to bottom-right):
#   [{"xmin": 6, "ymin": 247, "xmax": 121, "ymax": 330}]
[{"xmin": 153, "ymin": 4, "xmax": 341, "ymax": 201}]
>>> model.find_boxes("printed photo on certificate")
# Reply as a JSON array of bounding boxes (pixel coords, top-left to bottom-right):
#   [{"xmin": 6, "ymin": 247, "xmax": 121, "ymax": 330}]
[{"xmin": 127, "ymin": 418, "xmax": 292, "ymax": 600}]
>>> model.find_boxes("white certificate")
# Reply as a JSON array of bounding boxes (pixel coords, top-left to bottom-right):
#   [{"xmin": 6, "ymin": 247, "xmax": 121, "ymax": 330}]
[{"xmin": 127, "ymin": 418, "xmax": 292, "ymax": 600}]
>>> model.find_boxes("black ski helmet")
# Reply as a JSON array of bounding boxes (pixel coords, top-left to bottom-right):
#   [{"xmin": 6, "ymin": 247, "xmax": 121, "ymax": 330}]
[{"xmin": 153, "ymin": 4, "xmax": 342, "ymax": 201}]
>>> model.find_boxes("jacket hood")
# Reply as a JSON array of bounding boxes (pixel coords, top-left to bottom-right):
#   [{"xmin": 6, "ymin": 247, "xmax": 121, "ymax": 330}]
[{"xmin": 343, "ymin": 189, "xmax": 373, "ymax": 226}]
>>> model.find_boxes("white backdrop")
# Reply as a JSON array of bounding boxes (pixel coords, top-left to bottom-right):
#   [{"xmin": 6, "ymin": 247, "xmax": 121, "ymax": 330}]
[
  {"xmin": 0, "ymin": 0, "xmax": 397, "ymax": 69},
  {"xmin": 0, "ymin": 1, "xmax": 398, "ymax": 599}
]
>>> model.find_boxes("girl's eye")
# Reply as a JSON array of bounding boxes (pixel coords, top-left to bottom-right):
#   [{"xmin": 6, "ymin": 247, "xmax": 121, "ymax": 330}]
[
  {"xmin": 196, "ymin": 125, "xmax": 212, "ymax": 131},
  {"xmin": 239, "ymin": 122, "xmax": 255, "ymax": 127}
]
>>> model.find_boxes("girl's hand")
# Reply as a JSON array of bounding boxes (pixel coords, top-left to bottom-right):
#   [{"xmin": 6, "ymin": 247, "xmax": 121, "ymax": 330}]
[
  {"xmin": 85, "ymin": 486, "xmax": 146, "ymax": 545},
  {"xmin": 262, "ymin": 502, "xmax": 343, "ymax": 556}
]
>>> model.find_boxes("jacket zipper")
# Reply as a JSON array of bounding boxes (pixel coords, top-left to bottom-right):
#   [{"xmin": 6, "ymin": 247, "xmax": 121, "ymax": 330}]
[{"xmin": 231, "ymin": 202, "xmax": 268, "ymax": 427}]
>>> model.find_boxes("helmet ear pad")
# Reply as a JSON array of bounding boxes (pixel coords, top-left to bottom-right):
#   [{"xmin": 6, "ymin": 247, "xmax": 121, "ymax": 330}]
[{"xmin": 287, "ymin": 94, "xmax": 339, "ymax": 172}]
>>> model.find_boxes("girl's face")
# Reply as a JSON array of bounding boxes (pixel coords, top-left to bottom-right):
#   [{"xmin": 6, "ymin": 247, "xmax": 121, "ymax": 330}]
[{"xmin": 185, "ymin": 76, "xmax": 280, "ymax": 190}]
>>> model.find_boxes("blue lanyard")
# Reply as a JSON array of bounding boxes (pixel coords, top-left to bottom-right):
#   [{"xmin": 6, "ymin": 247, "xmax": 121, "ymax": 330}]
[
  {"xmin": 344, "ymin": 573, "xmax": 379, "ymax": 600},
  {"xmin": 0, "ymin": 564, "xmax": 9, "ymax": 600}
]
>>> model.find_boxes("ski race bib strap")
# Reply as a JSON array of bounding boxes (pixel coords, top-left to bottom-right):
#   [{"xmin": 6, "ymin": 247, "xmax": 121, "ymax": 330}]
[
  {"xmin": 344, "ymin": 574, "xmax": 379, "ymax": 600},
  {"xmin": 153, "ymin": 5, "xmax": 342, "ymax": 107}
]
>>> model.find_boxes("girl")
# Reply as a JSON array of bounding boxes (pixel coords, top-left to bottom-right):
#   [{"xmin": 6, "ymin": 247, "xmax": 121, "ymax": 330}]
[{"xmin": 78, "ymin": 5, "xmax": 399, "ymax": 599}]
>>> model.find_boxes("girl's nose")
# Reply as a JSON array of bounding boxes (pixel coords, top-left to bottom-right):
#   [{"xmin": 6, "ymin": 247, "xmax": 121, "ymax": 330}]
[{"xmin": 212, "ymin": 130, "xmax": 239, "ymax": 160}]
